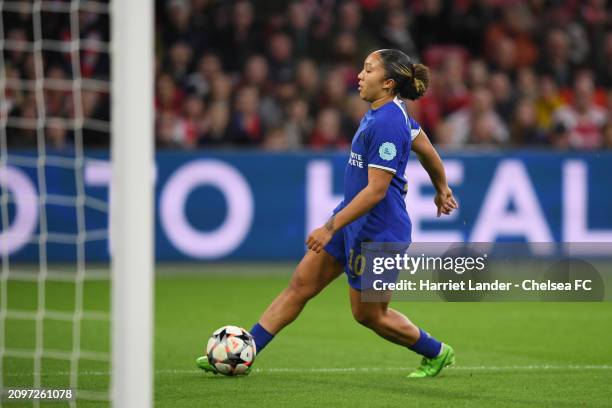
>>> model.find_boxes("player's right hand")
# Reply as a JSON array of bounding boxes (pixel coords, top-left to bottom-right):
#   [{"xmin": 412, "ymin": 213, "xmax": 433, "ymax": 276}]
[
  {"xmin": 434, "ymin": 187, "xmax": 458, "ymax": 217},
  {"xmin": 306, "ymin": 226, "xmax": 333, "ymax": 253}
]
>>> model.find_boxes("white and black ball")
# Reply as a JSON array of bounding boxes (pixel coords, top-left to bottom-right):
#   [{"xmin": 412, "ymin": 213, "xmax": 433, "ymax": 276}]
[{"xmin": 206, "ymin": 325, "xmax": 256, "ymax": 376}]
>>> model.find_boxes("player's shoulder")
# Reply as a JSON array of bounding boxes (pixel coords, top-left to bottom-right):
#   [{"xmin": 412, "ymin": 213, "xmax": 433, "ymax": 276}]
[{"xmin": 373, "ymin": 100, "xmax": 410, "ymax": 129}]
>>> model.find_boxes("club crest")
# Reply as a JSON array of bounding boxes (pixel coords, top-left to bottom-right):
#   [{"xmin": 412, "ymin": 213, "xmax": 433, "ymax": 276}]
[{"xmin": 379, "ymin": 142, "xmax": 396, "ymax": 161}]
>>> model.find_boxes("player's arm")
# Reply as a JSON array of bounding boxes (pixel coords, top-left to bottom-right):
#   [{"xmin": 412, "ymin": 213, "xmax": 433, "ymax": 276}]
[
  {"xmin": 411, "ymin": 130, "xmax": 458, "ymax": 217},
  {"xmin": 306, "ymin": 167, "xmax": 393, "ymax": 253}
]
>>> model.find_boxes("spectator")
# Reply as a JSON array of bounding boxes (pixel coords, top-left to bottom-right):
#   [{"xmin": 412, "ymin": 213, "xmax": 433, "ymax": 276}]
[
  {"xmin": 433, "ymin": 120, "xmax": 454, "ymax": 149},
  {"xmin": 16, "ymin": 98, "xmax": 37, "ymax": 145},
  {"xmin": 185, "ymin": 53, "xmax": 223, "ymax": 98},
  {"xmin": 46, "ymin": 119, "xmax": 71, "ymax": 151},
  {"xmin": 550, "ymin": 122, "xmax": 571, "ymax": 150},
  {"xmin": 6, "ymin": 28, "xmax": 30, "ymax": 74},
  {"xmin": 77, "ymin": 10, "xmax": 110, "ymax": 78},
  {"xmin": 156, "ymin": 110, "xmax": 182, "ymax": 149},
  {"xmin": 484, "ymin": 4, "xmax": 538, "ymax": 69},
  {"xmin": 445, "ymin": 87, "xmax": 509, "ymax": 147},
  {"xmin": 80, "ymin": 89, "xmax": 109, "ymax": 146},
  {"xmin": 295, "ymin": 58, "xmax": 320, "ymax": 111},
  {"xmin": 332, "ymin": 31, "xmax": 361, "ymax": 69},
  {"xmin": 333, "ymin": 0, "xmax": 379, "ymax": 56},
  {"xmin": 209, "ymin": 74, "xmax": 233, "ymax": 104},
  {"xmin": 456, "ymin": 0, "xmax": 496, "ymax": 55},
  {"xmin": 379, "ymin": 9, "xmax": 418, "ymax": 58},
  {"xmin": 174, "ymin": 95, "xmax": 205, "ymax": 149},
  {"xmin": 308, "ymin": 108, "xmax": 347, "ymax": 149},
  {"xmin": 607, "ymin": 89, "xmax": 612, "ymax": 118},
  {"xmin": 165, "ymin": 42, "xmax": 194, "ymax": 87},
  {"xmin": 489, "ymin": 72, "xmax": 516, "ymax": 122},
  {"xmin": 216, "ymin": 0, "xmax": 262, "ymax": 73},
  {"xmin": 267, "ymin": 32, "xmax": 295, "ymax": 84},
  {"xmin": 228, "ymin": 86, "xmax": 263, "ymax": 145},
  {"xmin": 242, "ymin": 55, "xmax": 270, "ymax": 91},
  {"xmin": 538, "ymin": 28, "xmax": 574, "ymax": 88},
  {"xmin": 516, "ymin": 67, "xmax": 538, "ymax": 99},
  {"xmin": 242, "ymin": 55, "xmax": 283, "ymax": 128},
  {"xmin": 488, "ymin": 36, "xmax": 517, "ymax": 74},
  {"xmin": 286, "ymin": 1, "xmax": 313, "ymax": 58},
  {"xmin": 534, "ymin": 75, "xmax": 564, "ymax": 132},
  {"xmin": 3, "ymin": 65, "xmax": 22, "ymax": 119},
  {"xmin": 156, "ymin": 73, "xmax": 184, "ymax": 114},
  {"xmin": 342, "ymin": 94, "xmax": 369, "ymax": 138},
  {"xmin": 200, "ymin": 102, "xmax": 230, "ymax": 146},
  {"xmin": 469, "ymin": 114, "xmax": 501, "ymax": 147},
  {"xmin": 263, "ymin": 127, "xmax": 290, "ymax": 151},
  {"xmin": 601, "ymin": 122, "xmax": 612, "ymax": 149},
  {"xmin": 595, "ymin": 31, "xmax": 612, "ymax": 88},
  {"xmin": 411, "ymin": 0, "xmax": 455, "ymax": 53},
  {"xmin": 510, "ymin": 98, "xmax": 547, "ymax": 146},
  {"xmin": 437, "ymin": 53, "xmax": 470, "ymax": 115},
  {"xmin": 467, "ymin": 59, "xmax": 489, "ymax": 89},
  {"xmin": 162, "ymin": 0, "xmax": 202, "ymax": 50},
  {"xmin": 319, "ymin": 68, "xmax": 348, "ymax": 111},
  {"xmin": 284, "ymin": 98, "xmax": 312, "ymax": 149},
  {"xmin": 553, "ymin": 73, "xmax": 607, "ymax": 149},
  {"xmin": 44, "ymin": 66, "xmax": 71, "ymax": 118}
]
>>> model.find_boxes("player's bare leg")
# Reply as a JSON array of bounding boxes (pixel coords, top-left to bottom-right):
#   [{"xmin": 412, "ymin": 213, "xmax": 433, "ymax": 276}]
[
  {"xmin": 259, "ymin": 249, "xmax": 343, "ymax": 334},
  {"xmin": 349, "ymin": 287, "xmax": 420, "ymax": 346},
  {"xmin": 349, "ymin": 287, "xmax": 455, "ymax": 378}
]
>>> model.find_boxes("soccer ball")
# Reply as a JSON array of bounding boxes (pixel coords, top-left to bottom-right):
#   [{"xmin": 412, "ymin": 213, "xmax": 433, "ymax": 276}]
[{"xmin": 206, "ymin": 325, "xmax": 256, "ymax": 376}]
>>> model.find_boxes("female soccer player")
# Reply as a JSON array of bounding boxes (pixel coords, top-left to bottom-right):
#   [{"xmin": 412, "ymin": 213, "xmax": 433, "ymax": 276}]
[{"xmin": 198, "ymin": 49, "xmax": 459, "ymax": 377}]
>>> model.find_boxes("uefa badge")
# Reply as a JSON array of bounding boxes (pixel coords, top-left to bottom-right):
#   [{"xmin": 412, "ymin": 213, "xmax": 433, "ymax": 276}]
[{"xmin": 379, "ymin": 142, "xmax": 397, "ymax": 161}]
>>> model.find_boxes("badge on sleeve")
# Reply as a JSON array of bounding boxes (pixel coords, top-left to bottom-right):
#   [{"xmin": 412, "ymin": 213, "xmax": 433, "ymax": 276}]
[{"xmin": 378, "ymin": 142, "xmax": 397, "ymax": 161}]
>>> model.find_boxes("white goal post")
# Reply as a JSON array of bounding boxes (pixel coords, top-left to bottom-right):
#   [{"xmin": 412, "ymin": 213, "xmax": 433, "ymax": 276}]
[{"xmin": 111, "ymin": 0, "xmax": 154, "ymax": 407}]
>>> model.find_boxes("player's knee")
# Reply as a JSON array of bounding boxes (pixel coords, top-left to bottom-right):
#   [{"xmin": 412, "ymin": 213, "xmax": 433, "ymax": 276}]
[
  {"xmin": 351, "ymin": 308, "xmax": 381, "ymax": 328},
  {"xmin": 286, "ymin": 275, "xmax": 318, "ymax": 302}
]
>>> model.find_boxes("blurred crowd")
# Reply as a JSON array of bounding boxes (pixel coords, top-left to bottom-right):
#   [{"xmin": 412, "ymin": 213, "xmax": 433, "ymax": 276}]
[
  {"xmin": 3, "ymin": 0, "xmax": 612, "ymax": 151},
  {"xmin": 154, "ymin": 0, "xmax": 612, "ymax": 150},
  {"xmin": 2, "ymin": 1, "xmax": 110, "ymax": 149}
]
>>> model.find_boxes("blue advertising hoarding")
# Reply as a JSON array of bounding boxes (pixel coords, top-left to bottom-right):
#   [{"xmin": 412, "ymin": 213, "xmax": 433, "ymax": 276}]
[{"xmin": 1, "ymin": 151, "xmax": 611, "ymax": 261}]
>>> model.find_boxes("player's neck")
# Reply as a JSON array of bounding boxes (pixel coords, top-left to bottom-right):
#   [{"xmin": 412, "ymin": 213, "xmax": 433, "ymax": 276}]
[{"xmin": 371, "ymin": 93, "xmax": 395, "ymax": 110}]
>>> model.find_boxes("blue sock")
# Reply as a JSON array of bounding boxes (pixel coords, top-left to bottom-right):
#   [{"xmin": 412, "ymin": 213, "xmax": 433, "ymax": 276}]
[
  {"xmin": 250, "ymin": 323, "xmax": 274, "ymax": 353},
  {"xmin": 408, "ymin": 328, "xmax": 442, "ymax": 359}
]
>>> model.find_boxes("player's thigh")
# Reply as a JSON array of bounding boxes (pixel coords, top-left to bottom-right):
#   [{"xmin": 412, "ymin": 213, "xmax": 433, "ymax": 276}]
[
  {"xmin": 349, "ymin": 286, "xmax": 390, "ymax": 322},
  {"xmin": 289, "ymin": 249, "xmax": 344, "ymax": 296}
]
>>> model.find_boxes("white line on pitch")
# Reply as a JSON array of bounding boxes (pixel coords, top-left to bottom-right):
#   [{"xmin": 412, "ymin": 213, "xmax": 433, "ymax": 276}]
[
  {"xmin": 4, "ymin": 365, "xmax": 612, "ymax": 377},
  {"xmin": 256, "ymin": 365, "xmax": 612, "ymax": 373}
]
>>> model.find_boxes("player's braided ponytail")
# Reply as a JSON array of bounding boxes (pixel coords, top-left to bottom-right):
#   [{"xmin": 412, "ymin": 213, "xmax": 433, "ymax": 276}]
[{"xmin": 377, "ymin": 49, "xmax": 429, "ymax": 100}]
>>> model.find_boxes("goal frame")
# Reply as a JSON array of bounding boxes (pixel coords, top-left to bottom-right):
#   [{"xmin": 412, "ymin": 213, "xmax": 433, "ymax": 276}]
[{"xmin": 110, "ymin": 1, "xmax": 154, "ymax": 407}]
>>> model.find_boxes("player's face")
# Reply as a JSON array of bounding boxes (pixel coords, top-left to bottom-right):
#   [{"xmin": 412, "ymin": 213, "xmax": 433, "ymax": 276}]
[{"xmin": 357, "ymin": 52, "xmax": 391, "ymax": 102}]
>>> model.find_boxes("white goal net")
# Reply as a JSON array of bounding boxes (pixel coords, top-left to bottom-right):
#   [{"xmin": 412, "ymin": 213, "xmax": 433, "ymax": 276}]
[{"xmin": 0, "ymin": 1, "xmax": 152, "ymax": 407}]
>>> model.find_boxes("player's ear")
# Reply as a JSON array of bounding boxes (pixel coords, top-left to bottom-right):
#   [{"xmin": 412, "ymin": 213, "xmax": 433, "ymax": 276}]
[{"xmin": 382, "ymin": 78, "xmax": 395, "ymax": 93}]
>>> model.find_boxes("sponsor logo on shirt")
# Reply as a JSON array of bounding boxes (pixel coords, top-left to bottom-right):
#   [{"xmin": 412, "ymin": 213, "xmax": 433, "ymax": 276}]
[
  {"xmin": 379, "ymin": 142, "xmax": 396, "ymax": 161},
  {"xmin": 348, "ymin": 151, "xmax": 364, "ymax": 168}
]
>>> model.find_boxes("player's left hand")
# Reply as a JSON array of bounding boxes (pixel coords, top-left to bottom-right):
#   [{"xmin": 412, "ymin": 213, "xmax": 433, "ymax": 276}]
[
  {"xmin": 434, "ymin": 187, "xmax": 459, "ymax": 217},
  {"xmin": 306, "ymin": 226, "xmax": 333, "ymax": 253}
]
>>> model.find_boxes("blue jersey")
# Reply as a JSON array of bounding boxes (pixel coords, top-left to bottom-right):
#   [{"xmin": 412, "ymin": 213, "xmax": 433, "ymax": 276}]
[{"xmin": 336, "ymin": 96, "xmax": 421, "ymax": 244}]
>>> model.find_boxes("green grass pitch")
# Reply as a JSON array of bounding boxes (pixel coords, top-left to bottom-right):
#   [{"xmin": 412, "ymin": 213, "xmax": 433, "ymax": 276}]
[{"xmin": 2, "ymin": 263, "xmax": 612, "ymax": 407}]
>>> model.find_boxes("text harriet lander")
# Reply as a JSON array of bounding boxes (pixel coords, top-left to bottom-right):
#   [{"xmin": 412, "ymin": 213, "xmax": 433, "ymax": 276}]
[{"xmin": 372, "ymin": 279, "xmax": 593, "ymax": 292}]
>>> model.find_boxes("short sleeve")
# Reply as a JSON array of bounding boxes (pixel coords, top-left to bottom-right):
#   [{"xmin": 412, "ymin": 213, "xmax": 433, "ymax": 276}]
[
  {"xmin": 365, "ymin": 118, "xmax": 407, "ymax": 174},
  {"xmin": 408, "ymin": 116, "xmax": 422, "ymax": 141}
]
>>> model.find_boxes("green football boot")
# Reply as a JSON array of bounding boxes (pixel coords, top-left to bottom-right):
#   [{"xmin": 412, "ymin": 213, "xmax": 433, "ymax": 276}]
[
  {"xmin": 195, "ymin": 355, "xmax": 253, "ymax": 376},
  {"xmin": 195, "ymin": 355, "xmax": 218, "ymax": 374},
  {"xmin": 407, "ymin": 344, "xmax": 455, "ymax": 378}
]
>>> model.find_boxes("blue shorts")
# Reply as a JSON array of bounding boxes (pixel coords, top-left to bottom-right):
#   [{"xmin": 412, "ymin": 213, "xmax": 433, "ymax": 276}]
[
  {"xmin": 325, "ymin": 229, "xmax": 409, "ymax": 291},
  {"xmin": 324, "ymin": 229, "xmax": 360, "ymax": 289}
]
